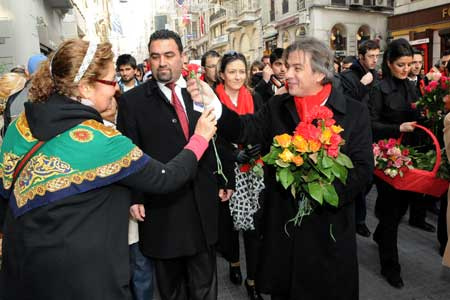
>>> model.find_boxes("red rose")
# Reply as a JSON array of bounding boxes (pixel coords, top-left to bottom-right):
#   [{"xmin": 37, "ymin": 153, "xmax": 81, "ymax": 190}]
[
  {"xmin": 411, "ymin": 102, "xmax": 417, "ymax": 110},
  {"xmin": 429, "ymin": 80, "xmax": 439, "ymax": 91},
  {"xmin": 402, "ymin": 148, "xmax": 409, "ymax": 156},
  {"xmin": 325, "ymin": 119, "xmax": 336, "ymax": 127},
  {"xmin": 329, "ymin": 133, "xmax": 342, "ymax": 147},
  {"xmin": 441, "ymin": 76, "xmax": 449, "ymax": 89},
  {"xmin": 327, "ymin": 147, "xmax": 339, "ymax": 158},
  {"xmin": 295, "ymin": 122, "xmax": 321, "ymax": 141},
  {"xmin": 312, "ymin": 106, "xmax": 334, "ymax": 120},
  {"xmin": 378, "ymin": 139, "xmax": 386, "ymax": 149}
]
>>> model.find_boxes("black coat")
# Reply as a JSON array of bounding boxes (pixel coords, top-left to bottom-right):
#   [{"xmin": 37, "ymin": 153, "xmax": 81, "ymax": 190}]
[
  {"xmin": 368, "ymin": 75, "xmax": 419, "ymax": 142},
  {"xmin": 254, "ymin": 78, "xmax": 276, "ymax": 103},
  {"xmin": 217, "ymin": 86, "xmax": 373, "ymax": 299},
  {"xmin": 340, "ymin": 60, "xmax": 378, "ymax": 103},
  {"xmin": 117, "ymin": 79, "xmax": 220, "ymax": 259},
  {"xmin": 0, "ymin": 94, "xmax": 199, "ymax": 300}
]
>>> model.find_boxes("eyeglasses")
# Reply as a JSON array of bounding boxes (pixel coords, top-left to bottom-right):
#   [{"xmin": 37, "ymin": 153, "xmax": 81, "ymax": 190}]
[{"xmin": 95, "ymin": 79, "xmax": 117, "ymax": 87}]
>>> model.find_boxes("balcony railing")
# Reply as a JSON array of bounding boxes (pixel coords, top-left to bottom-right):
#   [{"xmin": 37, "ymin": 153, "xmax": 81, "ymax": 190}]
[{"xmin": 210, "ymin": 8, "xmax": 226, "ymax": 23}]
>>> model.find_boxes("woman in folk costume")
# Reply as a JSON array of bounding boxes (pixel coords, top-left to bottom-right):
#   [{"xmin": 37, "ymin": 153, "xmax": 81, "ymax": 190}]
[
  {"xmin": 188, "ymin": 37, "xmax": 373, "ymax": 300},
  {"xmin": 0, "ymin": 39, "xmax": 217, "ymax": 300},
  {"xmin": 214, "ymin": 51, "xmax": 264, "ymax": 300}
]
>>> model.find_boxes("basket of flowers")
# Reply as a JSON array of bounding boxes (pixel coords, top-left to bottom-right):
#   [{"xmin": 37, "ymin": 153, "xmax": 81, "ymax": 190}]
[{"xmin": 373, "ymin": 124, "xmax": 448, "ymax": 197}]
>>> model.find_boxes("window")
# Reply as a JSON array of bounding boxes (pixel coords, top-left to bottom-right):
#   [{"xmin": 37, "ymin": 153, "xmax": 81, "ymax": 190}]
[
  {"xmin": 270, "ymin": 0, "xmax": 275, "ymax": 21},
  {"xmin": 282, "ymin": 0, "xmax": 289, "ymax": 14},
  {"xmin": 331, "ymin": 0, "xmax": 346, "ymax": 5},
  {"xmin": 297, "ymin": 0, "xmax": 305, "ymax": 10}
]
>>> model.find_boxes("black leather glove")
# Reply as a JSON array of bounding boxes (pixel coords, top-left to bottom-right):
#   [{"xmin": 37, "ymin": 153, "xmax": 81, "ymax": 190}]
[
  {"xmin": 245, "ymin": 144, "xmax": 262, "ymax": 159},
  {"xmin": 235, "ymin": 149, "xmax": 251, "ymax": 164}
]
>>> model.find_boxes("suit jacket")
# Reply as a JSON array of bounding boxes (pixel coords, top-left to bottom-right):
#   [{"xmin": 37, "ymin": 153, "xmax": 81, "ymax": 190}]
[
  {"xmin": 117, "ymin": 78, "xmax": 219, "ymax": 259},
  {"xmin": 340, "ymin": 59, "xmax": 378, "ymax": 103},
  {"xmin": 217, "ymin": 86, "xmax": 373, "ymax": 299}
]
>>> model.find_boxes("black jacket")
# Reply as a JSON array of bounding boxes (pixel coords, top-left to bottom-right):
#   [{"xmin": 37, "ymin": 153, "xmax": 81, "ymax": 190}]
[
  {"xmin": 0, "ymin": 94, "xmax": 199, "ymax": 300},
  {"xmin": 340, "ymin": 59, "xmax": 378, "ymax": 103},
  {"xmin": 117, "ymin": 78, "xmax": 221, "ymax": 259},
  {"xmin": 217, "ymin": 86, "xmax": 373, "ymax": 299},
  {"xmin": 254, "ymin": 78, "xmax": 276, "ymax": 103},
  {"xmin": 368, "ymin": 75, "xmax": 419, "ymax": 142}
]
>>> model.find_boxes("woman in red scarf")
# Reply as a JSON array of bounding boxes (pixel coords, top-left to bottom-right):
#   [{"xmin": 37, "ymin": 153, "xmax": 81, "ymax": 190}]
[{"xmin": 215, "ymin": 51, "xmax": 264, "ymax": 300}]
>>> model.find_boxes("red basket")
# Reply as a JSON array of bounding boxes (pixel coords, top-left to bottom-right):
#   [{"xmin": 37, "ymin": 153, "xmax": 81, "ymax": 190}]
[{"xmin": 374, "ymin": 124, "xmax": 449, "ymax": 197}]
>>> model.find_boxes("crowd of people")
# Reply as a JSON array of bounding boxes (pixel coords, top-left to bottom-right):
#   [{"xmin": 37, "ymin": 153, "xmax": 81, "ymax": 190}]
[{"xmin": 0, "ymin": 29, "xmax": 449, "ymax": 300}]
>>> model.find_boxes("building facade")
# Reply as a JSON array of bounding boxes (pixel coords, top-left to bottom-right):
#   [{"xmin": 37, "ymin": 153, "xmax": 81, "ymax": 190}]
[
  {"xmin": 388, "ymin": 0, "xmax": 450, "ymax": 72},
  {"xmin": 0, "ymin": 0, "xmax": 73, "ymax": 72}
]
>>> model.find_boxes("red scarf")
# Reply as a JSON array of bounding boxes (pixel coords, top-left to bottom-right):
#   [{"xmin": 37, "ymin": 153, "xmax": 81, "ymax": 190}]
[
  {"xmin": 294, "ymin": 83, "xmax": 332, "ymax": 123},
  {"xmin": 215, "ymin": 83, "xmax": 254, "ymax": 115}
]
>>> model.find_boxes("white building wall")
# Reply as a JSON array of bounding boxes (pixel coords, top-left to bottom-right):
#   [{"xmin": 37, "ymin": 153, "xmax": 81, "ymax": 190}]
[
  {"xmin": 310, "ymin": 7, "xmax": 389, "ymax": 55},
  {"xmin": 0, "ymin": 0, "xmax": 69, "ymax": 72}
]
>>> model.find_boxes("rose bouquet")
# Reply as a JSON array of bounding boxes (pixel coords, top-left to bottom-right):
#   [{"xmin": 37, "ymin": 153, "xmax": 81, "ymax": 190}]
[
  {"xmin": 263, "ymin": 106, "xmax": 353, "ymax": 225},
  {"xmin": 416, "ymin": 75, "xmax": 450, "ymax": 137},
  {"xmin": 372, "ymin": 138, "xmax": 413, "ymax": 178}
]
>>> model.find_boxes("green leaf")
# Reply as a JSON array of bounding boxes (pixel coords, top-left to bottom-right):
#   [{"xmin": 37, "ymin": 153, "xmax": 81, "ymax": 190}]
[
  {"xmin": 335, "ymin": 153, "xmax": 354, "ymax": 168},
  {"xmin": 323, "ymin": 184, "xmax": 339, "ymax": 207},
  {"xmin": 331, "ymin": 163, "xmax": 348, "ymax": 184},
  {"xmin": 303, "ymin": 170, "xmax": 321, "ymax": 182},
  {"xmin": 279, "ymin": 168, "xmax": 294, "ymax": 190},
  {"xmin": 276, "ymin": 159, "xmax": 290, "ymax": 168},
  {"xmin": 308, "ymin": 182, "xmax": 323, "ymax": 205},
  {"xmin": 322, "ymin": 155, "xmax": 333, "ymax": 169}
]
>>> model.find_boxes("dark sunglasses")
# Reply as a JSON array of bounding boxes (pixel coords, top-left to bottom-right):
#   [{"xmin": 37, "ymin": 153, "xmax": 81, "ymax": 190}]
[
  {"xmin": 95, "ymin": 79, "xmax": 117, "ymax": 87},
  {"xmin": 223, "ymin": 50, "xmax": 239, "ymax": 57}
]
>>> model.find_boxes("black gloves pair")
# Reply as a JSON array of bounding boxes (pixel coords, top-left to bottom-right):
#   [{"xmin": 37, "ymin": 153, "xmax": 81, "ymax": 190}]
[{"xmin": 235, "ymin": 144, "xmax": 262, "ymax": 164}]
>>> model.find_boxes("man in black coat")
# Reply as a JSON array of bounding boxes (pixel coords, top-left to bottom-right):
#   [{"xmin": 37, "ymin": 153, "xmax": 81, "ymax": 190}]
[
  {"xmin": 254, "ymin": 48, "xmax": 286, "ymax": 102},
  {"xmin": 188, "ymin": 37, "xmax": 373, "ymax": 300},
  {"xmin": 340, "ymin": 40, "xmax": 380, "ymax": 238},
  {"xmin": 117, "ymin": 30, "xmax": 224, "ymax": 300}
]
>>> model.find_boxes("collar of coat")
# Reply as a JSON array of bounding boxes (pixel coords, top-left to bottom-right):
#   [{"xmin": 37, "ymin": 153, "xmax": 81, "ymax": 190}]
[{"xmin": 282, "ymin": 83, "xmax": 347, "ymax": 125}]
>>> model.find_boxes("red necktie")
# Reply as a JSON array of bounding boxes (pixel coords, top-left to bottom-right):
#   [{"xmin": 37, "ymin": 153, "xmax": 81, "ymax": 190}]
[{"xmin": 166, "ymin": 82, "xmax": 189, "ymax": 140}]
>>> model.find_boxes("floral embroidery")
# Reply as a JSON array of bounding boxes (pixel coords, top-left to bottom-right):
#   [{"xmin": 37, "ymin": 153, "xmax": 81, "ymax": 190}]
[
  {"xmin": 1, "ymin": 152, "xmax": 22, "ymax": 189},
  {"xmin": 81, "ymin": 120, "xmax": 120, "ymax": 138},
  {"xmin": 14, "ymin": 147, "xmax": 144, "ymax": 208},
  {"xmin": 16, "ymin": 113, "xmax": 37, "ymax": 142},
  {"xmin": 69, "ymin": 129, "xmax": 94, "ymax": 143}
]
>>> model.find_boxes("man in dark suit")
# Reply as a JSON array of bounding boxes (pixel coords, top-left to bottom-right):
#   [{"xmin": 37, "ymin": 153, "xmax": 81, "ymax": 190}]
[
  {"xmin": 254, "ymin": 48, "xmax": 286, "ymax": 102},
  {"xmin": 340, "ymin": 39, "xmax": 380, "ymax": 238},
  {"xmin": 407, "ymin": 49, "xmax": 436, "ymax": 233},
  {"xmin": 117, "ymin": 29, "xmax": 225, "ymax": 300},
  {"xmin": 188, "ymin": 36, "xmax": 373, "ymax": 300}
]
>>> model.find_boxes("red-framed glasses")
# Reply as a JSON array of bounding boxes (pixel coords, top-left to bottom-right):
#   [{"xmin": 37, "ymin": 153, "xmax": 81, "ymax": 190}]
[{"xmin": 94, "ymin": 79, "xmax": 117, "ymax": 87}]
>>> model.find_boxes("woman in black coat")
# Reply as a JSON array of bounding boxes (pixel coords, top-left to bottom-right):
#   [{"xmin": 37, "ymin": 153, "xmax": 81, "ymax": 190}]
[
  {"xmin": 189, "ymin": 37, "xmax": 373, "ymax": 300},
  {"xmin": 214, "ymin": 51, "xmax": 265, "ymax": 300},
  {"xmin": 368, "ymin": 38, "xmax": 418, "ymax": 289},
  {"xmin": 0, "ymin": 39, "xmax": 217, "ymax": 300}
]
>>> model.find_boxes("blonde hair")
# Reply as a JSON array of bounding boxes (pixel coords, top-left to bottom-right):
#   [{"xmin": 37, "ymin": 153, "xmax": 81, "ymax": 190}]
[
  {"xmin": 29, "ymin": 39, "xmax": 114, "ymax": 102},
  {"xmin": 0, "ymin": 72, "xmax": 27, "ymax": 100}
]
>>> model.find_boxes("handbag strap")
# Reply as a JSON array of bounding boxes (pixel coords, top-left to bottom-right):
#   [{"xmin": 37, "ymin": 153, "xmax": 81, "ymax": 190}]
[{"xmin": 11, "ymin": 141, "xmax": 45, "ymax": 189}]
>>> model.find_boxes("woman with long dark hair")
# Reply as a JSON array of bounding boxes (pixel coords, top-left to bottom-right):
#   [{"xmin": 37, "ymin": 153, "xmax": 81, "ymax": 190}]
[
  {"xmin": 369, "ymin": 38, "xmax": 418, "ymax": 289},
  {"xmin": 215, "ymin": 51, "xmax": 264, "ymax": 300}
]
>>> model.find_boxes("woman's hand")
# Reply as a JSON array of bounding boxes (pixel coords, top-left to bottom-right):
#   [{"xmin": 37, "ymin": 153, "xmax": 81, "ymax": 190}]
[
  {"xmin": 399, "ymin": 121, "xmax": 417, "ymax": 132},
  {"xmin": 194, "ymin": 106, "xmax": 217, "ymax": 141},
  {"xmin": 187, "ymin": 77, "xmax": 216, "ymax": 106}
]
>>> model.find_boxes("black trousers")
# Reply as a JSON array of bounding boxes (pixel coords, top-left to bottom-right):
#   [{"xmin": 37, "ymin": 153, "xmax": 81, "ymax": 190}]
[
  {"xmin": 226, "ymin": 229, "xmax": 260, "ymax": 280},
  {"xmin": 409, "ymin": 194, "xmax": 428, "ymax": 224},
  {"xmin": 438, "ymin": 194, "xmax": 448, "ymax": 253},
  {"xmin": 373, "ymin": 178, "xmax": 411, "ymax": 275},
  {"xmin": 154, "ymin": 247, "xmax": 217, "ymax": 300}
]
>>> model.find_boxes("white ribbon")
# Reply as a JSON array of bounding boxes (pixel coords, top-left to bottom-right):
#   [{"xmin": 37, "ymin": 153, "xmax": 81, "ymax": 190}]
[{"xmin": 74, "ymin": 42, "xmax": 98, "ymax": 83}]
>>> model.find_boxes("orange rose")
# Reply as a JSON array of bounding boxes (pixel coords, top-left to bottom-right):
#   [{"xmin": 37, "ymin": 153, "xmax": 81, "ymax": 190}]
[
  {"xmin": 292, "ymin": 135, "xmax": 308, "ymax": 153},
  {"xmin": 292, "ymin": 155, "xmax": 304, "ymax": 166},
  {"xmin": 308, "ymin": 140, "xmax": 322, "ymax": 152},
  {"xmin": 279, "ymin": 148, "xmax": 294, "ymax": 162},
  {"xmin": 330, "ymin": 125, "xmax": 344, "ymax": 134},
  {"xmin": 320, "ymin": 128, "xmax": 332, "ymax": 144},
  {"xmin": 274, "ymin": 133, "xmax": 292, "ymax": 148}
]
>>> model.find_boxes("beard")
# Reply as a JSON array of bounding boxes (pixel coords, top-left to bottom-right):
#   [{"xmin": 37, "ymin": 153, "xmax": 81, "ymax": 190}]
[{"xmin": 155, "ymin": 68, "xmax": 173, "ymax": 83}]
